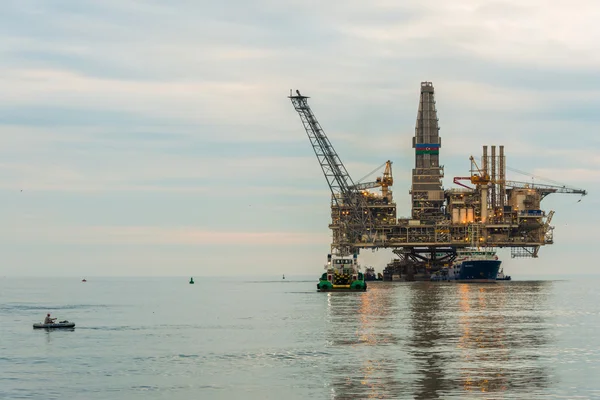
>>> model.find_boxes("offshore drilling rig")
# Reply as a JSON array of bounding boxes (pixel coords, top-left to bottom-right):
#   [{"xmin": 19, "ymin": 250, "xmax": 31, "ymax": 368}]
[{"xmin": 289, "ymin": 83, "xmax": 587, "ymax": 280}]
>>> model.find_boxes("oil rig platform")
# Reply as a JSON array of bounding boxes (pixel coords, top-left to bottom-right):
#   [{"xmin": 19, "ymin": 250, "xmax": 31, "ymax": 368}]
[{"xmin": 289, "ymin": 83, "xmax": 587, "ymax": 281}]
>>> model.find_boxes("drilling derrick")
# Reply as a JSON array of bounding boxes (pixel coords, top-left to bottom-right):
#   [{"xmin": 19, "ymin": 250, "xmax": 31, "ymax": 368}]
[
  {"xmin": 411, "ymin": 82, "xmax": 444, "ymax": 220},
  {"xmin": 289, "ymin": 90, "xmax": 373, "ymax": 256},
  {"xmin": 383, "ymin": 82, "xmax": 452, "ymax": 281}
]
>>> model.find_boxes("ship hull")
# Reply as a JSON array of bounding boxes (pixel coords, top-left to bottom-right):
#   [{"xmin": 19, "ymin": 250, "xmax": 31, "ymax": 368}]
[
  {"xmin": 317, "ymin": 274, "xmax": 367, "ymax": 292},
  {"xmin": 456, "ymin": 260, "xmax": 501, "ymax": 282}
]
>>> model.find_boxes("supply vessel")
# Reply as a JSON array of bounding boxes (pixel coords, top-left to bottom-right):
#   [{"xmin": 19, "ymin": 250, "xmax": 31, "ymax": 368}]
[
  {"xmin": 430, "ymin": 248, "xmax": 501, "ymax": 282},
  {"xmin": 317, "ymin": 254, "xmax": 367, "ymax": 292}
]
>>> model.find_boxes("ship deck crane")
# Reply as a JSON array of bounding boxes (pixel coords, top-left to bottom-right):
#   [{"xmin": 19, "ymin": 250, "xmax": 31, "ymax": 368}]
[{"xmin": 289, "ymin": 90, "xmax": 374, "ymax": 256}]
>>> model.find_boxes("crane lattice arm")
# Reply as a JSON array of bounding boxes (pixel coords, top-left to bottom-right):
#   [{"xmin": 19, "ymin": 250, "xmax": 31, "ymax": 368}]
[
  {"xmin": 289, "ymin": 90, "xmax": 373, "ymax": 253},
  {"xmin": 350, "ymin": 161, "xmax": 393, "ymax": 192},
  {"xmin": 289, "ymin": 90, "xmax": 356, "ymax": 202},
  {"xmin": 352, "ymin": 182, "xmax": 381, "ymax": 191}
]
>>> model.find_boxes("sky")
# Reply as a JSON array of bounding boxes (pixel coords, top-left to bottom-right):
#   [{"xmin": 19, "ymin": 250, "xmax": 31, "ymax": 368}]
[{"xmin": 1, "ymin": 0, "xmax": 598, "ymax": 277}]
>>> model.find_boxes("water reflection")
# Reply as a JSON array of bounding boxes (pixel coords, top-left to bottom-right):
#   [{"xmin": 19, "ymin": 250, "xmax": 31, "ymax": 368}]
[
  {"xmin": 407, "ymin": 282, "xmax": 452, "ymax": 399},
  {"xmin": 324, "ymin": 281, "xmax": 554, "ymax": 399},
  {"xmin": 324, "ymin": 284, "xmax": 403, "ymax": 399},
  {"xmin": 408, "ymin": 281, "xmax": 553, "ymax": 398},
  {"xmin": 456, "ymin": 282, "xmax": 552, "ymax": 395}
]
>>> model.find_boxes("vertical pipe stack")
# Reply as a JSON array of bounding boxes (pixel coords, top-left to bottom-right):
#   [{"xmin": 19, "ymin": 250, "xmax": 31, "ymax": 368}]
[
  {"xmin": 491, "ymin": 145, "xmax": 497, "ymax": 213},
  {"xmin": 481, "ymin": 146, "xmax": 488, "ymax": 223},
  {"xmin": 499, "ymin": 145, "xmax": 506, "ymax": 210},
  {"xmin": 482, "ymin": 145, "xmax": 488, "ymax": 177}
]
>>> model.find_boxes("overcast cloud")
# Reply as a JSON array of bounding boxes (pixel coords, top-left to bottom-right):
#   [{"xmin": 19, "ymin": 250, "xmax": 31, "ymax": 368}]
[{"xmin": 1, "ymin": 0, "xmax": 597, "ymax": 276}]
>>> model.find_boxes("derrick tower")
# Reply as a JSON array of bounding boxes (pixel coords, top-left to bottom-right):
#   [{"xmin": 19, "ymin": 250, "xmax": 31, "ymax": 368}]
[{"xmin": 411, "ymin": 82, "xmax": 444, "ymax": 220}]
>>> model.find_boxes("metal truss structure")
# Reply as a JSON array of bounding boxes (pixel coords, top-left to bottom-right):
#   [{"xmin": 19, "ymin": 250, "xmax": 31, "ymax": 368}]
[
  {"xmin": 289, "ymin": 90, "xmax": 374, "ymax": 256},
  {"xmin": 289, "ymin": 84, "xmax": 587, "ymax": 276}
]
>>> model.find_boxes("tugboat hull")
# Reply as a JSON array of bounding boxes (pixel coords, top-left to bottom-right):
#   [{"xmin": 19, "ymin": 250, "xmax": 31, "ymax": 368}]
[
  {"xmin": 317, "ymin": 273, "xmax": 367, "ymax": 292},
  {"xmin": 317, "ymin": 281, "xmax": 367, "ymax": 292}
]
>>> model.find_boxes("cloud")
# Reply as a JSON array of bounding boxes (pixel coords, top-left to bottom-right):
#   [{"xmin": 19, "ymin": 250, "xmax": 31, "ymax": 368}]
[
  {"xmin": 531, "ymin": 168, "xmax": 600, "ymax": 185},
  {"xmin": 9, "ymin": 225, "xmax": 330, "ymax": 246},
  {"xmin": 335, "ymin": 0, "xmax": 600, "ymax": 69},
  {"xmin": 0, "ymin": 153, "xmax": 331, "ymax": 192},
  {"xmin": 0, "ymin": 68, "xmax": 277, "ymax": 128}
]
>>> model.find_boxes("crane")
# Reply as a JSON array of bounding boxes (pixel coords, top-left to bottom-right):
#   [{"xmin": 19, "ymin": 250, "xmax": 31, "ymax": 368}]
[
  {"xmin": 350, "ymin": 160, "xmax": 393, "ymax": 198},
  {"xmin": 289, "ymin": 90, "xmax": 374, "ymax": 255},
  {"xmin": 469, "ymin": 156, "xmax": 490, "ymax": 185},
  {"xmin": 453, "ymin": 156, "xmax": 490, "ymax": 189}
]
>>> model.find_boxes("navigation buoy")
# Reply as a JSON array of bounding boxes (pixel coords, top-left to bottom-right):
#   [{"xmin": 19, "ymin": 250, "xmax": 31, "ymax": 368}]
[
  {"xmin": 189, "ymin": 277, "xmax": 194, "ymax": 284},
  {"xmin": 282, "ymin": 274, "xmax": 285, "ymax": 280},
  {"xmin": 82, "ymin": 278, "xmax": 87, "ymax": 282}
]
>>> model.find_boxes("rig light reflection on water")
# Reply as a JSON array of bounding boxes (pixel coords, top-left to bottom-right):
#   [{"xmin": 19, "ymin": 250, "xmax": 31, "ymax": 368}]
[{"xmin": 322, "ymin": 281, "xmax": 554, "ymax": 399}]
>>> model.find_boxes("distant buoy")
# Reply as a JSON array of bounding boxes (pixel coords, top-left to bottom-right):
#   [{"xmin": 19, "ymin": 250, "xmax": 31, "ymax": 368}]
[
  {"xmin": 282, "ymin": 274, "xmax": 285, "ymax": 280},
  {"xmin": 82, "ymin": 279, "xmax": 87, "ymax": 282},
  {"xmin": 189, "ymin": 277, "xmax": 194, "ymax": 284}
]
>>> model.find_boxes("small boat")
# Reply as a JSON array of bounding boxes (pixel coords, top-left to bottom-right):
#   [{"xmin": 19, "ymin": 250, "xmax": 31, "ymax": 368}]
[
  {"xmin": 364, "ymin": 266, "xmax": 382, "ymax": 281},
  {"xmin": 496, "ymin": 268, "xmax": 511, "ymax": 281},
  {"xmin": 33, "ymin": 321, "xmax": 75, "ymax": 329},
  {"xmin": 317, "ymin": 254, "xmax": 367, "ymax": 292},
  {"xmin": 81, "ymin": 278, "xmax": 87, "ymax": 282},
  {"xmin": 189, "ymin": 277, "xmax": 194, "ymax": 284}
]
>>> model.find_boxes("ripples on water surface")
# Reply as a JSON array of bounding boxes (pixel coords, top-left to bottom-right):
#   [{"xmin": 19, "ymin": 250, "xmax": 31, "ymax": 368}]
[{"xmin": 1, "ymin": 277, "xmax": 599, "ymax": 399}]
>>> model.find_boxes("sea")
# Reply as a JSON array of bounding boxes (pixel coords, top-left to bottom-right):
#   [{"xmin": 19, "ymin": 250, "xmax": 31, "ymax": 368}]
[{"xmin": 1, "ymin": 276, "xmax": 599, "ymax": 400}]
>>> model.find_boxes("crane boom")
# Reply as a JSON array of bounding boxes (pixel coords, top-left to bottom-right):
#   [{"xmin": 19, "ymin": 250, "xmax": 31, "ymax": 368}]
[
  {"xmin": 351, "ymin": 182, "xmax": 380, "ymax": 191},
  {"xmin": 289, "ymin": 90, "xmax": 373, "ymax": 254},
  {"xmin": 350, "ymin": 161, "xmax": 393, "ymax": 194},
  {"xmin": 289, "ymin": 90, "xmax": 356, "ymax": 201},
  {"xmin": 354, "ymin": 160, "xmax": 389, "ymax": 185}
]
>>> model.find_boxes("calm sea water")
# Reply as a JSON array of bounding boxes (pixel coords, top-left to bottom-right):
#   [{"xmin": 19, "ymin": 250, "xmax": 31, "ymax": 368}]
[{"xmin": 1, "ymin": 276, "xmax": 599, "ymax": 399}]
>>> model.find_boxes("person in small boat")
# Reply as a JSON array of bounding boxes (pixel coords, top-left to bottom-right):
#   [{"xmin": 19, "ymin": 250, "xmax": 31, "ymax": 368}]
[{"xmin": 44, "ymin": 313, "xmax": 56, "ymax": 324}]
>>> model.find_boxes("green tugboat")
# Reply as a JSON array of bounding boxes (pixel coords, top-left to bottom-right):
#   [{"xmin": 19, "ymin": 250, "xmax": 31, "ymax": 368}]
[{"xmin": 317, "ymin": 254, "xmax": 367, "ymax": 292}]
